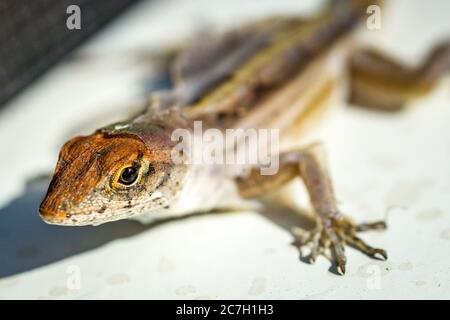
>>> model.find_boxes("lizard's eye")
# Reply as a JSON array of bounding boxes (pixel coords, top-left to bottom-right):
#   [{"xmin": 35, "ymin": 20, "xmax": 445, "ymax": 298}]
[
  {"xmin": 119, "ymin": 166, "xmax": 139, "ymax": 185},
  {"xmin": 112, "ymin": 163, "xmax": 142, "ymax": 189}
]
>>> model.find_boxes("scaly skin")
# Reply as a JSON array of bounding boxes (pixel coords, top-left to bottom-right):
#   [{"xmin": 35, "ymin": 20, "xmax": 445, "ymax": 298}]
[
  {"xmin": 39, "ymin": 0, "xmax": 449, "ymax": 274},
  {"xmin": 40, "ymin": 0, "xmax": 367, "ymax": 225}
]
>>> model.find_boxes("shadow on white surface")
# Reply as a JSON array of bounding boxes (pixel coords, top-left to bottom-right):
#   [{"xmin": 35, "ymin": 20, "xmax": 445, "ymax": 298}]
[
  {"xmin": 0, "ymin": 175, "xmax": 151, "ymax": 278},
  {"xmin": 0, "ymin": 174, "xmax": 322, "ymax": 279}
]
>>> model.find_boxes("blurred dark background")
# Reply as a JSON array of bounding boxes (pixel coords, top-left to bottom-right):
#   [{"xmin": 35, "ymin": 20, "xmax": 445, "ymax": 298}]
[{"xmin": 0, "ymin": 0, "xmax": 142, "ymax": 108}]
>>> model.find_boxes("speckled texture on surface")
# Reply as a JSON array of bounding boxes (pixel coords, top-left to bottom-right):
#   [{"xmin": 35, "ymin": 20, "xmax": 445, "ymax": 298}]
[{"xmin": 0, "ymin": 0, "xmax": 449, "ymax": 299}]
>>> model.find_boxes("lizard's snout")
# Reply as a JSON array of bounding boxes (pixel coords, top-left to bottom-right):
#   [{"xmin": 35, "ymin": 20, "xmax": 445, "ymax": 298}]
[
  {"xmin": 39, "ymin": 195, "xmax": 71, "ymax": 224},
  {"xmin": 39, "ymin": 195, "xmax": 72, "ymax": 225},
  {"xmin": 39, "ymin": 189, "xmax": 106, "ymax": 226},
  {"xmin": 39, "ymin": 207, "xmax": 67, "ymax": 225}
]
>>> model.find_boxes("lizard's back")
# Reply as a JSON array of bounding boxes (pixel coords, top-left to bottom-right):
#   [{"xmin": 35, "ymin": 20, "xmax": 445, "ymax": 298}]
[{"xmin": 170, "ymin": 0, "xmax": 374, "ymax": 150}]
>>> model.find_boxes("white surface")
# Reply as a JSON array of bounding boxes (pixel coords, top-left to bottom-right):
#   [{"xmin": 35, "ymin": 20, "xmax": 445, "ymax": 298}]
[{"xmin": 0, "ymin": 0, "xmax": 449, "ymax": 299}]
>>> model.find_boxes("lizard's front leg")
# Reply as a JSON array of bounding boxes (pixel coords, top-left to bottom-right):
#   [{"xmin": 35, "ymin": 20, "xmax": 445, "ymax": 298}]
[{"xmin": 236, "ymin": 143, "xmax": 387, "ymax": 275}]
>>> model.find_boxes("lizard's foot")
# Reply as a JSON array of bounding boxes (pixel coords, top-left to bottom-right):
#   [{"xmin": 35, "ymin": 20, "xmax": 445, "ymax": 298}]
[{"xmin": 292, "ymin": 215, "xmax": 387, "ymax": 275}]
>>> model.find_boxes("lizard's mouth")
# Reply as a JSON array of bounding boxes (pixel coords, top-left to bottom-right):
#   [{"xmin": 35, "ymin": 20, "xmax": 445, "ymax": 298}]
[
  {"xmin": 39, "ymin": 206, "xmax": 101, "ymax": 226},
  {"xmin": 39, "ymin": 205, "xmax": 136, "ymax": 226}
]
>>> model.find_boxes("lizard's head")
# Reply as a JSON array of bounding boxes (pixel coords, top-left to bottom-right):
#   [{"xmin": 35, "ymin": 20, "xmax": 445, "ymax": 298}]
[{"xmin": 39, "ymin": 129, "xmax": 185, "ymax": 226}]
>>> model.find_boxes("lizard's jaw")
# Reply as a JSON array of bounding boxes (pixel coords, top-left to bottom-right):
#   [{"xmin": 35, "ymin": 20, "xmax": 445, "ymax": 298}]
[
  {"xmin": 39, "ymin": 207, "xmax": 125, "ymax": 226},
  {"xmin": 38, "ymin": 181, "xmax": 147, "ymax": 225},
  {"xmin": 38, "ymin": 207, "xmax": 97, "ymax": 226}
]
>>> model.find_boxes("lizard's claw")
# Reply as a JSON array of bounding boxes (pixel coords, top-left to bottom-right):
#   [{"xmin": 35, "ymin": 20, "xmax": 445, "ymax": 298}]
[{"xmin": 292, "ymin": 216, "xmax": 387, "ymax": 275}]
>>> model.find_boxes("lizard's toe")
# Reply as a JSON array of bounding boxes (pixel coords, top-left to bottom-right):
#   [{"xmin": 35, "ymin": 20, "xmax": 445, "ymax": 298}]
[{"xmin": 292, "ymin": 215, "xmax": 387, "ymax": 275}]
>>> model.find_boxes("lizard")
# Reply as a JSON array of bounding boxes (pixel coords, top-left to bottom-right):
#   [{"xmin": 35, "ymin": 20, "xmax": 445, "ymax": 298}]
[{"xmin": 38, "ymin": 0, "xmax": 450, "ymax": 275}]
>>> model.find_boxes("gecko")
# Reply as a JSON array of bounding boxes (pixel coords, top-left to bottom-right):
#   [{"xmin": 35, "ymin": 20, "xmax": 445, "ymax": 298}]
[{"xmin": 39, "ymin": 0, "xmax": 450, "ymax": 275}]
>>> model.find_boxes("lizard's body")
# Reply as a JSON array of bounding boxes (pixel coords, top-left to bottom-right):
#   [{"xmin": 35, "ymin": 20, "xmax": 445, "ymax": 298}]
[
  {"xmin": 138, "ymin": 26, "xmax": 348, "ymax": 223},
  {"xmin": 39, "ymin": 0, "xmax": 450, "ymax": 274}
]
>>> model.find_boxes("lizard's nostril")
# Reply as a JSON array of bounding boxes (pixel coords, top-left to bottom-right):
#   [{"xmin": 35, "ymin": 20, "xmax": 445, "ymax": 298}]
[{"xmin": 60, "ymin": 200, "xmax": 69, "ymax": 211}]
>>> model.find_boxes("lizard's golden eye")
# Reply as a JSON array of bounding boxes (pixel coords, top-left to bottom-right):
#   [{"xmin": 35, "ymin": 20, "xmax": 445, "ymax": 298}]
[
  {"xmin": 111, "ymin": 161, "xmax": 149, "ymax": 189},
  {"xmin": 118, "ymin": 165, "xmax": 140, "ymax": 186}
]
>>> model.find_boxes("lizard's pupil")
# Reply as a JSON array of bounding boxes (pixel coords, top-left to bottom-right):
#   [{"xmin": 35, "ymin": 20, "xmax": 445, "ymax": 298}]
[{"xmin": 119, "ymin": 166, "xmax": 138, "ymax": 185}]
